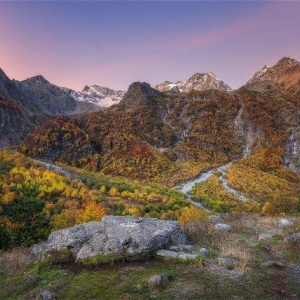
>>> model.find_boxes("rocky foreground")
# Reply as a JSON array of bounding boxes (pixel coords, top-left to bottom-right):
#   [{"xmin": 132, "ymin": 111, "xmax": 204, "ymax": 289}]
[
  {"xmin": 1, "ymin": 213, "xmax": 300, "ymax": 299},
  {"xmin": 28, "ymin": 216, "xmax": 187, "ymax": 263}
]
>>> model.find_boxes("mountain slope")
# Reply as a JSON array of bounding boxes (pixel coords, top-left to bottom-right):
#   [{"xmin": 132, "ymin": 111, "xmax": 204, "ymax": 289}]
[
  {"xmin": 21, "ymin": 76, "xmax": 100, "ymax": 115},
  {"xmin": 0, "ymin": 68, "xmax": 101, "ymax": 148},
  {"xmin": 20, "ymin": 84, "xmax": 244, "ymax": 182},
  {"xmin": 246, "ymin": 57, "xmax": 300, "ymax": 94},
  {"xmin": 21, "ymin": 76, "xmax": 300, "ymax": 182},
  {"xmin": 155, "ymin": 72, "xmax": 232, "ymax": 93},
  {"xmin": 0, "ymin": 69, "xmax": 49, "ymax": 147},
  {"xmin": 0, "ymin": 92, "xmax": 37, "ymax": 147}
]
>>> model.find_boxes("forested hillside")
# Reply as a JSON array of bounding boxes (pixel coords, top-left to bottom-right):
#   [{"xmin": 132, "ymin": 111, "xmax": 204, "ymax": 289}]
[{"xmin": 0, "ymin": 151, "xmax": 190, "ymax": 249}]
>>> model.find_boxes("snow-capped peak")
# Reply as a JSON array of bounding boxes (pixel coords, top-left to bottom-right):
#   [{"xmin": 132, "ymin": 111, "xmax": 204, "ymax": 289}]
[{"xmin": 155, "ymin": 72, "xmax": 232, "ymax": 93}]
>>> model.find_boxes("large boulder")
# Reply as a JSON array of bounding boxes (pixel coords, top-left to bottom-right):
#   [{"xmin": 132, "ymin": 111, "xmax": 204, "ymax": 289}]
[{"xmin": 28, "ymin": 216, "xmax": 187, "ymax": 263}]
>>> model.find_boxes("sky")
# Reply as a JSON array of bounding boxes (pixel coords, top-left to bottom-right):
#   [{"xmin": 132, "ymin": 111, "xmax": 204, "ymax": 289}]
[{"xmin": 0, "ymin": 1, "xmax": 299, "ymax": 91}]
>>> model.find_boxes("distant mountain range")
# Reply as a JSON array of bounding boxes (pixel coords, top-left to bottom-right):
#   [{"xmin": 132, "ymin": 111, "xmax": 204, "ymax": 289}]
[
  {"xmin": 1, "ymin": 57, "xmax": 300, "ymax": 177},
  {"xmin": 0, "ymin": 67, "xmax": 236, "ymax": 147},
  {"xmin": 14, "ymin": 57, "xmax": 300, "ymax": 178}
]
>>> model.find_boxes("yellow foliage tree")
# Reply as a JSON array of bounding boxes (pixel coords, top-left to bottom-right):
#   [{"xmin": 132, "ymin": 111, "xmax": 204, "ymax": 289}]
[
  {"xmin": 76, "ymin": 202, "xmax": 106, "ymax": 224},
  {"xmin": 2, "ymin": 192, "xmax": 16, "ymax": 205},
  {"xmin": 178, "ymin": 206, "xmax": 208, "ymax": 225},
  {"xmin": 108, "ymin": 187, "xmax": 119, "ymax": 197}
]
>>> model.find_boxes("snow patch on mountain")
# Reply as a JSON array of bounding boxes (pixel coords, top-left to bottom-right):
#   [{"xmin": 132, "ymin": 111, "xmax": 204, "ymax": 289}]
[{"xmin": 64, "ymin": 85, "xmax": 125, "ymax": 108}]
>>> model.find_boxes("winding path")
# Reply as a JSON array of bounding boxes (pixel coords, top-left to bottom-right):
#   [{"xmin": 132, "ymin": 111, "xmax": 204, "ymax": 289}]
[
  {"xmin": 32, "ymin": 159, "xmax": 79, "ymax": 179},
  {"xmin": 3, "ymin": 145, "xmax": 249, "ymax": 210},
  {"xmin": 177, "ymin": 163, "xmax": 249, "ymax": 210}
]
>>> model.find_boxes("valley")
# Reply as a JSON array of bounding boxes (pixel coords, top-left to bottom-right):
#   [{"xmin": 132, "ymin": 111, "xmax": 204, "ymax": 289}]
[{"xmin": 0, "ymin": 56, "xmax": 300, "ymax": 299}]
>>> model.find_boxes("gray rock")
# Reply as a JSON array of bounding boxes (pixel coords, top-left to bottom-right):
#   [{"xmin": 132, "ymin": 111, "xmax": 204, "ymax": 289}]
[
  {"xmin": 288, "ymin": 263, "xmax": 300, "ymax": 285},
  {"xmin": 169, "ymin": 245, "xmax": 195, "ymax": 252},
  {"xmin": 209, "ymin": 214, "xmax": 225, "ymax": 223},
  {"xmin": 217, "ymin": 258, "xmax": 238, "ymax": 268},
  {"xmin": 284, "ymin": 232, "xmax": 300, "ymax": 243},
  {"xmin": 148, "ymin": 274, "xmax": 169, "ymax": 286},
  {"xmin": 214, "ymin": 223, "xmax": 233, "ymax": 232},
  {"xmin": 42, "ymin": 290, "xmax": 56, "ymax": 300},
  {"xmin": 156, "ymin": 249, "xmax": 178, "ymax": 258},
  {"xmin": 168, "ymin": 245, "xmax": 182, "ymax": 252},
  {"xmin": 28, "ymin": 216, "xmax": 187, "ymax": 263},
  {"xmin": 261, "ymin": 260, "xmax": 285, "ymax": 268},
  {"xmin": 24, "ymin": 275, "xmax": 36, "ymax": 284},
  {"xmin": 199, "ymin": 248, "xmax": 209, "ymax": 256},
  {"xmin": 182, "ymin": 245, "xmax": 196, "ymax": 251},
  {"xmin": 258, "ymin": 233, "xmax": 274, "ymax": 241},
  {"xmin": 279, "ymin": 219, "xmax": 294, "ymax": 228},
  {"xmin": 177, "ymin": 253, "xmax": 199, "ymax": 260}
]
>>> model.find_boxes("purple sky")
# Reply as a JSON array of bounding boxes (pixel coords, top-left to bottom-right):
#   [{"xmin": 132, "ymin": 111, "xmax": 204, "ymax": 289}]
[{"xmin": 0, "ymin": 1, "xmax": 299, "ymax": 91}]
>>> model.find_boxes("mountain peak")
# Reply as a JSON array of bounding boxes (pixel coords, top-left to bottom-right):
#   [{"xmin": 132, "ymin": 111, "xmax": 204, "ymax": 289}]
[
  {"xmin": 82, "ymin": 85, "xmax": 90, "ymax": 92},
  {"xmin": 156, "ymin": 72, "xmax": 231, "ymax": 93},
  {"xmin": 187, "ymin": 72, "xmax": 218, "ymax": 82},
  {"xmin": 277, "ymin": 57, "xmax": 299, "ymax": 67},
  {"xmin": 120, "ymin": 82, "xmax": 161, "ymax": 108},
  {"xmin": 23, "ymin": 75, "xmax": 50, "ymax": 85},
  {"xmin": 0, "ymin": 68, "xmax": 10, "ymax": 82},
  {"xmin": 247, "ymin": 56, "xmax": 300, "ymax": 86}
]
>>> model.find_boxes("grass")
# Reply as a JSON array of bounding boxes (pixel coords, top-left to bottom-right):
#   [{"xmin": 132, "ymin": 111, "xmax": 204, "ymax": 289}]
[{"xmin": 0, "ymin": 258, "xmax": 290, "ymax": 300}]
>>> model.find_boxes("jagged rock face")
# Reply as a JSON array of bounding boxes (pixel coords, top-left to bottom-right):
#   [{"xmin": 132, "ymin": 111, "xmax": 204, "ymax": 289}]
[
  {"xmin": 27, "ymin": 216, "xmax": 187, "ymax": 263},
  {"xmin": 284, "ymin": 128, "xmax": 300, "ymax": 173},
  {"xmin": 246, "ymin": 57, "xmax": 300, "ymax": 92},
  {"xmin": 64, "ymin": 85, "xmax": 125, "ymax": 108},
  {"xmin": 155, "ymin": 72, "xmax": 232, "ymax": 93},
  {"xmin": 119, "ymin": 82, "xmax": 162, "ymax": 108},
  {"xmin": 21, "ymin": 76, "xmax": 100, "ymax": 116}
]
